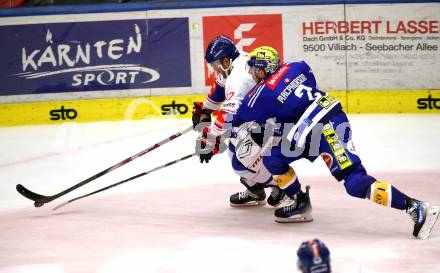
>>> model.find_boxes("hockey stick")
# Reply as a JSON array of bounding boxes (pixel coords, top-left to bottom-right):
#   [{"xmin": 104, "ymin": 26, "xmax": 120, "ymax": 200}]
[
  {"xmin": 53, "ymin": 152, "xmax": 197, "ymax": 211},
  {"xmin": 16, "ymin": 125, "xmax": 194, "ymax": 208}
]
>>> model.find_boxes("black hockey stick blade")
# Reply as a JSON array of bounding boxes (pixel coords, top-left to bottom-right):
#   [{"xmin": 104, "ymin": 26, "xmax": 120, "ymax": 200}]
[
  {"xmin": 52, "ymin": 152, "xmax": 197, "ymax": 211},
  {"xmin": 16, "ymin": 184, "xmax": 49, "ymax": 207},
  {"xmin": 15, "ymin": 125, "xmax": 194, "ymax": 208}
]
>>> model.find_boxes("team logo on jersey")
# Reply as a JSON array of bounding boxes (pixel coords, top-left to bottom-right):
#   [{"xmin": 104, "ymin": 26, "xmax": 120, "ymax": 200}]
[
  {"xmin": 336, "ymin": 152, "xmax": 351, "ymax": 169},
  {"xmin": 321, "ymin": 153, "xmax": 333, "ymax": 169},
  {"xmin": 202, "ymin": 14, "xmax": 283, "ymax": 86},
  {"xmin": 266, "ymin": 64, "xmax": 289, "ymax": 90},
  {"xmin": 237, "ymin": 139, "xmax": 254, "ymax": 159},
  {"xmin": 317, "ymin": 95, "xmax": 337, "ymax": 109},
  {"xmin": 330, "ymin": 141, "xmax": 343, "ymax": 153}
]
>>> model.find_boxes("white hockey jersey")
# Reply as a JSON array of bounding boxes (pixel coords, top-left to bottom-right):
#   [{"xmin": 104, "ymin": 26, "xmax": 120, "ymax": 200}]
[{"xmin": 204, "ymin": 50, "xmax": 256, "ymax": 136}]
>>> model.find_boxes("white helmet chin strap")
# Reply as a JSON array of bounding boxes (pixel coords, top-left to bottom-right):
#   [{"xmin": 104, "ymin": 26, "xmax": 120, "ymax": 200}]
[{"xmin": 220, "ymin": 58, "xmax": 232, "ymax": 77}]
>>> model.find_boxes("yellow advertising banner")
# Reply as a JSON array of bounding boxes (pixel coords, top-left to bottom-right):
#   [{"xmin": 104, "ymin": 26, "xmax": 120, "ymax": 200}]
[{"xmin": 1, "ymin": 91, "xmax": 438, "ymax": 126}]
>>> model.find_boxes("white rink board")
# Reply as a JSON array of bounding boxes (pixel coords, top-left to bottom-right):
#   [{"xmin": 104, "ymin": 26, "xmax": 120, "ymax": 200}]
[
  {"xmin": 345, "ymin": 4, "xmax": 440, "ymax": 89},
  {"xmin": 0, "ymin": 3, "xmax": 438, "ymax": 103}
]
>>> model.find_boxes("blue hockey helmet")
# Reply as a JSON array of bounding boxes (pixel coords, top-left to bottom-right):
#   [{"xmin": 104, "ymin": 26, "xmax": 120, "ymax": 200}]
[
  {"xmin": 297, "ymin": 239, "xmax": 331, "ymax": 273},
  {"xmin": 205, "ymin": 35, "xmax": 239, "ymax": 64}
]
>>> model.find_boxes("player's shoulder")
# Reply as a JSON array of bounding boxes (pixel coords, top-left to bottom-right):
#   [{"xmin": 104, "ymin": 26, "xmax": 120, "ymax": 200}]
[
  {"xmin": 226, "ymin": 52, "xmax": 254, "ymax": 90},
  {"xmin": 237, "ymin": 50, "xmax": 249, "ymax": 59},
  {"xmin": 225, "ymin": 73, "xmax": 255, "ymax": 94},
  {"xmin": 280, "ymin": 61, "xmax": 314, "ymax": 80},
  {"xmin": 231, "ymin": 51, "xmax": 249, "ymax": 71},
  {"xmin": 285, "ymin": 60, "xmax": 311, "ymax": 71},
  {"xmin": 245, "ymin": 81, "xmax": 274, "ymax": 106}
]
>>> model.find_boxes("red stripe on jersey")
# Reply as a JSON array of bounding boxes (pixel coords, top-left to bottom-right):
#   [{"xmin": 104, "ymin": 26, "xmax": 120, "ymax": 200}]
[
  {"xmin": 309, "ymin": 240, "xmax": 320, "ymax": 257},
  {"xmin": 221, "ymin": 108, "xmax": 236, "ymax": 114},
  {"xmin": 208, "ymin": 82, "xmax": 217, "ymax": 97},
  {"xmin": 206, "ymin": 96, "xmax": 221, "ymax": 105},
  {"xmin": 213, "ymin": 110, "xmax": 227, "ymax": 132}
]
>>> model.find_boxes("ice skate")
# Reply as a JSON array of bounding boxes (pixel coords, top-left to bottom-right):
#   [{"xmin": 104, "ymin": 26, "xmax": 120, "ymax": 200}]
[
  {"xmin": 230, "ymin": 178, "xmax": 266, "ymax": 207},
  {"xmin": 407, "ymin": 199, "xmax": 440, "ymax": 240},
  {"xmin": 266, "ymin": 185, "xmax": 288, "ymax": 207},
  {"xmin": 274, "ymin": 185, "xmax": 313, "ymax": 223}
]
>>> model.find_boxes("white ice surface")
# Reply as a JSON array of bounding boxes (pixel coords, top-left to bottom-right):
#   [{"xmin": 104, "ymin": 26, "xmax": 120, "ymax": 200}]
[{"xmin": 0, "ymin": 114, "xmax": 439, "ymax": 273}]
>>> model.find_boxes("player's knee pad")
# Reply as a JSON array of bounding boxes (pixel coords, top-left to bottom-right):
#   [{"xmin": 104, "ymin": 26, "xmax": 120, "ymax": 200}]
[
  {"xmin": 366, "ymin": 181, "xmax": 393, "ymax": 207},
  {"xmin": 231, "ymin": 151, "xmax": 246, "ymax": 171},
  {"xmin": 343, "ymin": 164, "xmax": 376, "ymax": 198},
  {"xmin": 233, "ymin": 122, "xmax": 263, "ymax": 171}
]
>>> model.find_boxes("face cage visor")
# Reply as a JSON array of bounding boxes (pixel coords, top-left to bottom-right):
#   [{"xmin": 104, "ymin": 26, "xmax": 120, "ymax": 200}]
[
  {"xmin": 247, "ymin": 56, "xmax": 270, "ymax": 73},
  {"xmin": 245, "ymin": 61, "xmax": 261, "ymax": 75},
  {"xmin": 207, "ymin": 59, "xmax": 232, "ymax": 77},
  {"xmin": 207, "ymin": 59, "xmax": 222, "ymax": 74}
]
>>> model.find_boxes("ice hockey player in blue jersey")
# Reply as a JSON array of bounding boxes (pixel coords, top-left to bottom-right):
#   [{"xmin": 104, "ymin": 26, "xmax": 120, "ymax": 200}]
[
  {"xmin": 297, "ymin": 239, "xmax": 331, "ymax": 273},
  {"xmin": 231, "ymin": 46, "xmax": 439, "ymax": 239},
  {"xmin": 192, "ymin": 36, "xmax": 287, "ymax": 208}
]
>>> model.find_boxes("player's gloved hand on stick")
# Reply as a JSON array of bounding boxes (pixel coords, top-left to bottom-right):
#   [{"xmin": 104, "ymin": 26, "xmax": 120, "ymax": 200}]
[
  {"xmin": 195, "ymin": 127, "xmax": 227, "ymax": 163},
  {"xmin": 192, "ymin": 102, "xmax": 212, "ymax": 131}
]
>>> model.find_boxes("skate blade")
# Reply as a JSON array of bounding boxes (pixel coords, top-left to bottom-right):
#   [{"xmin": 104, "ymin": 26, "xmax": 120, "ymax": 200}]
[
  {"xmin": 275, "ymin": 214, "xmax": 314, "ymax": 223},
  {"xmin": 230, "ymin": 200, "xmax": 266, "ymax": 208},
  {"xmin": 418, "ymin": 205, "xmax": 440, "ymax": 240}
]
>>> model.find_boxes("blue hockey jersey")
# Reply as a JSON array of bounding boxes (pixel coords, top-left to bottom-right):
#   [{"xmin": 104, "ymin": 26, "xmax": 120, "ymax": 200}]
[{"xmin": 233, "ymin": 61, "xmax": 342, "ymax": 147}]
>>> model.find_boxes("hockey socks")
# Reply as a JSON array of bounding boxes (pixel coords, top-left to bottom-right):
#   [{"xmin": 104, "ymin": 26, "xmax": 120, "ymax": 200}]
[{"xmin": 367, "ymin": 181, "xmax": 406, "ymax": 210}]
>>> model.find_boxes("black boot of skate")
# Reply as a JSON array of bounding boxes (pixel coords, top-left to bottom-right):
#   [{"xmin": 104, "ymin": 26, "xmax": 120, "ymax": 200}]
[
  {"xmin": 230, "ymin": 178, "xmax": 266, "ymax": 207},
  {"xmin": 274, "ymin": 185, "xmax": 313, "ymax": 223},
  {"xmin": 267, "ymin": 186, "xmax": 287, "ymax": 207},
  {"xmin": 406, "ymin": 198, "xmax": 440, "ymax": 239}
]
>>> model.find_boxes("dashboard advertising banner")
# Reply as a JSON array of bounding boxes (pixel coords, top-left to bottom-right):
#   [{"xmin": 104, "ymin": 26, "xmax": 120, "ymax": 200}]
[
  {"xmin": 294, "ymin": 4, "xmax": 439, "ymax": 90},
  {"xmin": 0, "ymin": 2, "xmax": 438, "ymax": 126},
  {"xmin": 0, "ymin": 18, "xmax": 191, "ymax": 96},
  {"xmin": 202, "ymin": 14, "xmax": 283, "ymax": 86}
]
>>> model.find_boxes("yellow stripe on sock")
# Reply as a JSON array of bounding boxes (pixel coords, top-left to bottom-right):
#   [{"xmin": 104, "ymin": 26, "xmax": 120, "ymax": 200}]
[{"xmin": 274, "ymin": 167, "xmax": 297, "ymax": 189}]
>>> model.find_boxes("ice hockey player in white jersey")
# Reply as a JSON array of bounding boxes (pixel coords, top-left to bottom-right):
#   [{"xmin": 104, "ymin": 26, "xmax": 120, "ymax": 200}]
[{"xmin": 192, "ymin": 35, "xmax": 287, "ymax": 208}]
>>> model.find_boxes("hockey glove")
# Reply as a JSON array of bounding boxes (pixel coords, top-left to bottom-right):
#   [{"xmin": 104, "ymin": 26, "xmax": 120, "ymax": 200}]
[
  {"xmin": 192, "ymin": 102, "xmax": 212, "ymax": 131},
  {"xmin": 195, "ymin": 127, "xmax": 227, "ymax": 163}
]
